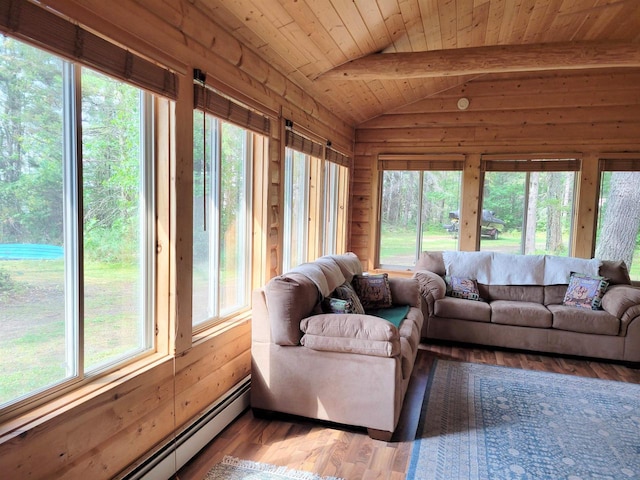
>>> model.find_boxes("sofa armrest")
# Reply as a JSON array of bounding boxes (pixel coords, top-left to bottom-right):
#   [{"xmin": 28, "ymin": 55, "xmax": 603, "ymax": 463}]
[
  {"xmin": 601, "ymin": 284, "xmax": 640, "ymax": 336},
  {"xmin": 300, "ymin": 314, "xmax": 400, "ymax": 357},
  {"xmin": 413, "ymin": 270, "xmax": 446, "ymax": 317},
  {"xmin": 388, "ymin": 276, "xmax": 420, "ymax": 308}
]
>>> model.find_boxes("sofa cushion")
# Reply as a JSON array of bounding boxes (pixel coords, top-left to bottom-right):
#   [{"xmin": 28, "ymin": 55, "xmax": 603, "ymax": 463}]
[
  {"xmin": 482, "ymin": 284, "xmax": 544, "ymax": 303},
  {"xmin": 434, "ymin": 296, "xmax": 491, "ymax": 322},
  {"xmin": 416, "ymin": 251, "xmax": 445, "ymax": 275},
  {"xmin": 599, "ymin": 260, "xmax": 631, "ymax": 285},
  {"xmin": 562, "ymin": 273, "xmax": 609, "ymax": 310},
  {"xmin": 264, "ymin": 273, "xmax": 320, "ymax": 345},
  {"xmin": 300, "ymin": 313, "xmax": 400, "ymax": 357},
  {"xmin": 352, "ymin": 273, "xmax": 393, "ymax": 310},
  {"xmin": 544, "ymin": 285, "xmax": 567, "ymax": 305},
  {"xmin": 327, "ymin": 252, "xmax": 363, "ymax": 283},
  {"xmin": 300, "ymin": 313, "xmax": 399, "ymax": 341},
  {"xmin": 548, "ymin": 304, "xmax": 620, "ymax": 335},
  {"xmin": 444, "ymin": 276, "xmax": 482, "ymax": 301},
  {"xmin": 332, "ymin": 282, "xmax": 365, "ymax": 314},
  {"xmin": 490, "ymin": 300, "xmax": 552, "ymax": 328}
]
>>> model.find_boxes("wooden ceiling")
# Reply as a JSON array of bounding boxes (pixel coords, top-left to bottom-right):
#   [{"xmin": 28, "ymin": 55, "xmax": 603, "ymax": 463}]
[{"xmin": 195, "ymin": 0, "xmax": 640, "ymax": 126}]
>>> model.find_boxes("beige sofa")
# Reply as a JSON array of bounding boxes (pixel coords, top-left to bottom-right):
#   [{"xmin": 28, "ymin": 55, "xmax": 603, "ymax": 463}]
[
  {"xmin": 414, "ymin": 251, "xmax": 640, "ymax": 363},
  {"xmin": 251, "ymin": 253, "xmax": 423, "ymax": 440}
]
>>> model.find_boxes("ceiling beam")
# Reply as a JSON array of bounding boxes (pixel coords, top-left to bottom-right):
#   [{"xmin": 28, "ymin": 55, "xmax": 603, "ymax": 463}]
[{"xmin": 318, "ymin": 42, "xmax": 640, "ymax": 80}]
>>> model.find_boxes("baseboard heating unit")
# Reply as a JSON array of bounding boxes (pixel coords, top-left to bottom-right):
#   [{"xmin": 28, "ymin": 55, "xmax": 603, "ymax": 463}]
[{"xmin": 122, "ymin": 376, "xmax": 251, "ymax": 480}]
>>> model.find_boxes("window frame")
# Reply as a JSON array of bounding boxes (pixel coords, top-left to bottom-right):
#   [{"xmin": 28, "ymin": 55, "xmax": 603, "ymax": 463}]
[
  {"xmin": 282, "ymin": 135, "xmax": 351, "ymax": 272},
  {"xmin": 0, "ymin": 42, "xmax": 157, "ymax": 416},
  {"xmin": 191, "ymin": 113, "xmax": 256, "ymax": 331},
  {"xmin": 479, "ymin": 155, "xmax": 580, "ymax": 255},
  {"xmin": 377, "ymin": 154, "xmax": 464, "ymax": 269}
]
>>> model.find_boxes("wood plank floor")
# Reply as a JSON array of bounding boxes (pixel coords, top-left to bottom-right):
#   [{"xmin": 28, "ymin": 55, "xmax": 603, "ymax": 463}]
[{"xmin": 173, "ymin": 343, "xmax": 640, "ymax": 480}]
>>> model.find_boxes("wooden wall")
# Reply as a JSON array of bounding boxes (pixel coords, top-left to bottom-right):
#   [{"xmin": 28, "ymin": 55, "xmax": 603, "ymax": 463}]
[
  {"xmin": 352, "ymin": 69, "xmax": 640, "ymax": 269},
  {"xmin": 0, "ymin": 1, "xmax": 354, "ymax": 479}
]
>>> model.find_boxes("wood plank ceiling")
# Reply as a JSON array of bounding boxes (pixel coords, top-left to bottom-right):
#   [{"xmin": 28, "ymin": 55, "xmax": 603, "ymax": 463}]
[{"xmin": 193, "ymin": 0, "xmax": 640, "ymax": 126}]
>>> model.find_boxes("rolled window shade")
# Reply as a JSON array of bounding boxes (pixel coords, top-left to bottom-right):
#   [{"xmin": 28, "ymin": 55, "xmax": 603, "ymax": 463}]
[
  {"xmin": 0, "ymin": 0, "xmax": 178, "ymax": 99},
  {"xmin": 599, "ymin": 158, "xmax": 640, "ymax": 171},
  {"xmin": 481, "ymin": 159, "xmax": 580, "ymax": 172},
  {"xmin": 325, "ymin": 148, "xmax": 350, "ymax": 167},
  {"xmin": 379, "ymin": 159, "xmax": 464, "ymax": 171},
  {"xmin": 285, "ymin": 130, "xmax": 323, "ymax": 159},
  {"xmin": 378, "ymin": 154, "xmax": 464, "ymax": 171},
  {"xmin": 194, "ymin": 84, "xmax": 270, "ymax": 136}
]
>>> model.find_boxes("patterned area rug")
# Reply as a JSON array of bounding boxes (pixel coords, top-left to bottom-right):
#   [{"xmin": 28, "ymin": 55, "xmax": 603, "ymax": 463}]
[
  {"xmin": 408, "ymin": 360, "xmax": 640, "ymax": 480},
  {"xmin": 204, "ymin": 456, "xmax": 344, "ymax": 480}
]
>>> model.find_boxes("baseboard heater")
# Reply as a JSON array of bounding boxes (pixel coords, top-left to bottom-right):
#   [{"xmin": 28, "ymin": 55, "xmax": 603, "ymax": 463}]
[{"xmin": 122, "ymin": 376, "xmax": 251, "ymax": 480}]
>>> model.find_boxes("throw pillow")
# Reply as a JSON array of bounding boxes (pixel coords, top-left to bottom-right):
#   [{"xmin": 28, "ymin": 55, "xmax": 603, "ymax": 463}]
[
  {"xmin": 444, "ymin": 276, "xmax": 482, "ymax": 301},
  {"xmin": 332, "ymin": 282, "xmax": 366, "ymax": 314},
  {"xmin": 321, "ymin": 297, "xmax": 355, "ymax": 314},
  {"xmin": 562, "ymin": 272, "xmax": 609, "ymax": 310},
  {"xmin": 351, "ymin": 273, "xmax": 393, "ymax": 310}
]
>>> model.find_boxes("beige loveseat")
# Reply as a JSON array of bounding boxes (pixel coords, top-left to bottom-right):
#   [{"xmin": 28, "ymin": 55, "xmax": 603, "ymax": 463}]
[
  {"xmin": 414, "ymin": 251, "xmax": 640, "ymax": 363},
  {"xmin": 251, "ymin": 253, "xmax": 423, "ymax": 440}
]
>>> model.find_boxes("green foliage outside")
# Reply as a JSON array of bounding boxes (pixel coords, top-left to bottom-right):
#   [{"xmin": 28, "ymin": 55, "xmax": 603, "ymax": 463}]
[{"xmin": 0, "ymin": 38, "xmax": 145, "ymax": 406}]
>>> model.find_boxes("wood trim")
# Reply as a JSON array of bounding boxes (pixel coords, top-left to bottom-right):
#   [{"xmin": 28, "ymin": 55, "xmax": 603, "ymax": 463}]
[
  {"xmin": 321, "ymin": 42, "xmax": 640, "ymax": 80},
  {"xmin": 460, "ymin": 154, "xmax": 481, "ymax": 251},
  {"xmin": 155, "ymin": 97, "xmax": 171, "ymax": 356},
  {"xmin": 171, "ymin": 70, "xmax": 194, "ymax": 354},
  {"xmin": 572, "ymin": 153, "xmax": 600, "ymax": 258}
]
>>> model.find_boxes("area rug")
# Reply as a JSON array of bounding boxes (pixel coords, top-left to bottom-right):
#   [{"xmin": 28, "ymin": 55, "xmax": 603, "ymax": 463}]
[
  {"xmin": 408, "ymin": 360, "xmax": 640, "ymax": 479},
  {"xmin": 204, "ymin": 455, "xmax": 344, "ymax": 480}
]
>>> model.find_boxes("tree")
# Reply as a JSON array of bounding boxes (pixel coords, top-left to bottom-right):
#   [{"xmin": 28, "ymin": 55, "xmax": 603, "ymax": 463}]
[
  {"xmin": 545, "ymin": 172, "xmax": 564, "ymax": 254},
  {"xmin": 595, "ymin": 172, "xmax": 640, "ymax": 269},
  {"xmin": 525, "ymin": 172, "xmax": 538, "ymax": 254}
]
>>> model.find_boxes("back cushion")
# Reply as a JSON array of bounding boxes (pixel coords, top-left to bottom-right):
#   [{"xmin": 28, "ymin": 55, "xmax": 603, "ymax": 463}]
[
  {"xmin": 544, "ymin": 285, "xmax": 568, "ymax": 305},
  {"xmin": 480, "ymin": 284, "xmax": 544, "ymax": 303},
  {"xmin": 264, "ymin": 273, "xmax": 319, "ymax": 345},
  {"xmin": 415, "ymin": 251, "xmax": 445, "ymax": 275},
  {"xmin": 599, "ymin": 260, "xmax": 631, "ymax": 285}
]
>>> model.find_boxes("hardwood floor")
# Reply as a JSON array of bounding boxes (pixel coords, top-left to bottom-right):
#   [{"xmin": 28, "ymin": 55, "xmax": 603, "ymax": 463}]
[{"xmin": 173, "ymin": 343, "xmax": 640, "ymax": 480}]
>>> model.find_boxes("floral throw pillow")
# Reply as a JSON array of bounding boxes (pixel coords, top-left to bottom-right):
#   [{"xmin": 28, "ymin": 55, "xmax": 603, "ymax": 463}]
[
  {"xmin": 562, "ymin": 272, "xmax": 609, "ymax": 310},
  {"xmin": 321, "ymin": 297, "xmax": 355, "ymax": 314},
  {"xmin": 332, "ymin": 282, "xmax": 366, "ymax": 314},
  {"xmin": 351, "ymin": 273, "xmax": 393, "ymax": 310},
  {"xmin": 444, "ymin": 276, "xmax": 482, "ymax": 301}
]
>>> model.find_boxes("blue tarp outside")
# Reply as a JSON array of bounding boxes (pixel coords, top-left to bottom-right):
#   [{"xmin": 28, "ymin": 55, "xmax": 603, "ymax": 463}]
[{"xmin": 0, "ymin": 244, "xmax": 64, "ymax": 260}]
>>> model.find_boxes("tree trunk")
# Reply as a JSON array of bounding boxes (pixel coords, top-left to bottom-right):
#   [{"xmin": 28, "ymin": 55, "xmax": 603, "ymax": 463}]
[
  {"xmin": 546, "ymin": 173, "xmax": 564, "ymax": 254},
  {"xmin": 595, "ymin": 172, "xmax": 640, "ymax": 269},
  {"xmin": 525, "ymin": 172, "xmax": 539, "ymax": 254}
]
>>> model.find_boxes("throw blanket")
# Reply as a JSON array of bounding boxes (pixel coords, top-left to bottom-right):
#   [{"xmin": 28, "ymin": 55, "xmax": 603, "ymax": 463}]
[{"xmin": 443, "ymin": 251, "xmax": 601, "ymax": 285}]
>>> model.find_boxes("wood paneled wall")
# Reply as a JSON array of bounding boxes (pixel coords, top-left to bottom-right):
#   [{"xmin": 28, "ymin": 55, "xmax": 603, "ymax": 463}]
[
  {"xmin": 352, "ymin": 69, "xmax": 640, "ymax": 269},
  {"xmin": 0, "ymin": 1, "xmax": 354, "ymax": 479}
]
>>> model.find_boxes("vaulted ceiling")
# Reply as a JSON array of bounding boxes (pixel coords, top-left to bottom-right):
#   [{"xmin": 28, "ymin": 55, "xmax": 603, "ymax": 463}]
[{"xmin": 195, "ymin": 0, "xmax": 640, "ymax": 126}]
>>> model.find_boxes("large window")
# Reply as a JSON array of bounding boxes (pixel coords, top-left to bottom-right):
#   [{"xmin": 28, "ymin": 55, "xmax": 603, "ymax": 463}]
[
  {"xmin": 282, "ymin": 130, "xmax": 350, "ymax": 272},
  {"xmin": 192, "ymin": 114, "xmax": 254, "ymax": 327},
  {"xmin": 595, "ymin": 160, "xmax": 640, "ymax": 281},
  {"xmin": 480, "ymin": 158, "xmax": 578, "ymax": 255},
  {"xmin": 0, "ymin": 38, "xmax": 154, "ymax": 410},
  {"xmin": 379, "ymin": 169, "xmax": 462, "ymax": 267}
]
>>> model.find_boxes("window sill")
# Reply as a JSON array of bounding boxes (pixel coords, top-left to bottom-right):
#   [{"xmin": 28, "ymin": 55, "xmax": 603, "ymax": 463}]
[
  {"xmin": 0, "ymin": 351, "xmax": 170, "ymax": 441},
  {"xmin": 192, "ymin": 311, "xmax": 252, "ymax": 346}
]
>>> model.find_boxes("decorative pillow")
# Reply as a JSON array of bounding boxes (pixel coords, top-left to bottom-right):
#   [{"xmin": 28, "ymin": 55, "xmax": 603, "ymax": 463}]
[
  {"xmin": 444, "ymin": 276, "xmax": 482, "ymax": 301},
  {"xmin": 332, "ymin": 282, "xmax": 366, "ymax": 314},
  {"xmin": 351, "ymin": 273, "xmax": 393, "ymax": 310},
  {"xmin": 321, "ymin": 297, "xmax": 355, "ymax": 314},
  {"xmin": 562, "ymin": 272, "xmax": 609, "ymax": 310}
]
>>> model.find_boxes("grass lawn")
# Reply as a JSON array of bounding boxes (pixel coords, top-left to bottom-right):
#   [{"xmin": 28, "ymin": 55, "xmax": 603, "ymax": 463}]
[{"xmin": 0, "ymin": 259, "xmax": 143, "ymax": 406}]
